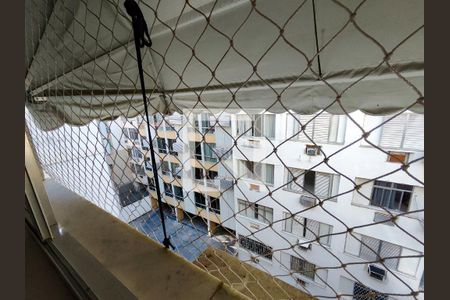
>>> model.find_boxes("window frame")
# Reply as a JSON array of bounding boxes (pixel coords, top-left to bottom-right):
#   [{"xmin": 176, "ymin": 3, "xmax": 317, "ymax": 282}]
[
  {"xmin": 282, "ymin": 213, "xmax": 333, "ymax": 246},
  {"xmin": 358, "ymin": 234, "xmax": 402, "ymax": 270},
  {"xmin": 238, "ymin": 160, "xmax": 275, "ymax": 186},
  {"xmin": 288, "ymin": 112, "xmax": 346, "ymax": 145},
  {"xmin": 290, "ymin": 256, "xmax": 316, "ymax": 280},
  {"xmin": 237, "ymin": 199, "xmax": 274, "ymax": 224},
  {"xmin": 370, "ymin": 180, "xmax": 413, "ymax": 212}
]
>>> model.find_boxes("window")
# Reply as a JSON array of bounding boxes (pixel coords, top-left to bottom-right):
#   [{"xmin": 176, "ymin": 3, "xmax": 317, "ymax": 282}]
[
  {"xmin": 145, "ymin": 158, "xmax": 152, "ymax": 170},
  {"xmin": 124, "ymin": 128, "xmax": 139, "ymax": 141},
  {"xmin": 238, "ymin": 199, "xmax": 273, "ymax": 224},
  {"xmin": 371, "ymin": 180, "xmax": 413, "ymax": 212},
  {"xmin": 239, "ymin": 236, "xmax": 273, "ymax": 260},
  {"xmin": 387, "ymin": 151, "xmax": 409, "ymax": 164},
  {"xmin": 161, "ymin": 161, "xmax": 170, "ymax": 175},
  {"xmin": 236, "ymin": 114, "xmax": 276, "ymax": 139},
  {"xmin": 290, "ymin": 112, "xmax": 346, "ymax": 144},
  {"xmin": 210, "ymin": 197, "xmax": 220, "ymax": 214},
  {"xmin": 283, "ymin": 213, "xmax": 333, "ymax": 246},
  {"xmin": 193, "ymin": 167, "xmax": 203, "ymax": 180},
  {"xmin": 193, "ymin": 142, "xmax": 218, "ymax": 162},
  {"xmin": 164, "ymin": 183, "xmax": 173, "ymax": 197},
  {"xmin": 379, "ymin": 112, "xmax": 424, "ymax": 151},
  {"xmin": 194, "ymin": 192, "xmax": 206, "ymax": 209},
  {"xmin": 157, "ymin": 138, "xmax": 167, "ymax": 154},
  {"xmin": 171, "ymin": 162, "xmax": 182, "ymax": 178},
  {"xmin": 195, "ymin": 113, "xmax": 215, "ymax": 134},
  {"xmin": 238, "ymin": 160, "xmax": 274, "ymax": 185},
  {"xmin": 148, "ymin": 178, "xmax": 156, "ymax": 191},
  {"xmin": 167, "ymin": 139, "xmax": 178, "ymax": 156},
  {"xmin": 193, "ymin": 168, "xmax": 218, "ymax": 181},
  {"xmin": 290, "ymin": 256, "xmax": 315, "ymax": 280},
  {"xmin": 419, "ymin": 272, "xmax": 424, "ymax": 290},
  {"xmin": 133, "ymin": 163, "xmax": 145, "ymax": 177},
  {"xmin": 141, "ymin": 138, "xmax": 150, "ymax": 150},
  {"xmin": 131, "ymin": 147, "xmax": 143, "ymax": 160},
  {"xmin": 173, "ymin": 186, "xmax": 184, "ymax": 201},
  {"xmin": 194, "ymin": 192, "xmax": 219, "ymax": 213},
  {"xmin": 203, "ymin": 143, "xmax": 217, "ymax": 162},
  {"xmin": 286, "ymin": 168, "xmax": 339, "ymax": 198},
  {"xmin": 353, "ymin": 282, "xmax": 387, "ymax": 300},
  {"xmin": 359, "ymin": 235, "xmax": 402, "ymax": 269}
]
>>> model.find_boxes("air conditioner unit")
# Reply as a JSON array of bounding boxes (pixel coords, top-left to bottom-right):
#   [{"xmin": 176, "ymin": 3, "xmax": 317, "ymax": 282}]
[
  {"xmin": 368, "ymin": 264, "xmax": 387, "ymax": 281},
  {"xmin": 297, "ymin": 241, "xmax": 312, "ymax": 250},
  {"xmin": 295, "ymin": 277, "xmax": 307, "ymax": 287},
  {"xmin": 250, "ymin": 256, "xmax": 260, "ymax": 264},
  {"xmin": 249, "ymin": 183, "xmax": 260, "ymax": 192},
  {"xmin": 299, "ymin": 195, "xmax": 316, "ymax": 207},
  {"xmin": 305, "ymin": 145, "xmax": 320, "ymax": 156}
]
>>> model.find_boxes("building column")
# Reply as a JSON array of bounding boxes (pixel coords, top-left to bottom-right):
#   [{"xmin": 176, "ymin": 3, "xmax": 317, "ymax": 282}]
[
  {"xmin": 176, "ymin": 206, "xmax": 184, "ymax": 222},
  {"xmin": 150, "ymin": 196, "xmax": 158, "ymax": 210},
  {"xmin": 209, "ymin": 221, "xmax": 217, "ymax": 235}
]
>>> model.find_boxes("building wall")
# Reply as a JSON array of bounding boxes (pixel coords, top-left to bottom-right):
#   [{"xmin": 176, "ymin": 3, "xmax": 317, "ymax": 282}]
[{"xmin": 230, "ymin": 111, "xmax": 424, "ymax": 299}]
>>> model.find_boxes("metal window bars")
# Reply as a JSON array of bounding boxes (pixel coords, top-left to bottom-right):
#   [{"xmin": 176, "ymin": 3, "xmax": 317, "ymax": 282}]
[{"xmin": 25, "ymin": 0, "xmax": 424, "ymax": 299}]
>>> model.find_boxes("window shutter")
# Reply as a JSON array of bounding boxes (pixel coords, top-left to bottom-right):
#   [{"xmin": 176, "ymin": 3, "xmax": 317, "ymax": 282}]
[
  {"xmin": 315, "ymin": 172, "xmax": 331, "ymax": 198},
  {"xmin": 280, "ymin": 251, "xmax": 291, "ymax": 270},
  {"xmin": 360, "ymin": 235, "xmax": 380, "ymax": 262},
  {"xmin": 380, "ymin": 241, "xmax": 401, "ymax": 269},
  {"xmin": 379, "ymin": 114, "xmax": 408, "ymax": 149},
  {"xmin": 264, "ymin": 115, "xmax": 276, "ymax": 138},
  {"xmin": 403, "ymin": 114, "xmax": 424, "ymax": 150},
  {"xmin": 305, "ymin": 219, "xmax": 320, "ymax": 240},
  {"xmin": 297, "ymin": 114, "xmax": 314, "ymax": 142},
  {"xmin": 288, "ymin": 168, "xmax": 304, "ymax": 192},
  {"xmin": 313, "ymin": 113, "xmax": 331, "ymax": 143}
]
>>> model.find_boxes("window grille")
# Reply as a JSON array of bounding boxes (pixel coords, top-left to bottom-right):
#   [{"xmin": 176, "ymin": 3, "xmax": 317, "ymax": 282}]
[
  {"xmin": 239, "ymin": 236, "xmax": 273, "ymax": 260},
  {"xmin": 353, "ymin": 282, "xmax": 388, "ymax": 300},
  {"xmin": 290, "ymin": 256, "xmax": 316, "ymax": 280},
  {"xmin": 25, "ymin": 0, "xmax": 424, "ymax": 298}
]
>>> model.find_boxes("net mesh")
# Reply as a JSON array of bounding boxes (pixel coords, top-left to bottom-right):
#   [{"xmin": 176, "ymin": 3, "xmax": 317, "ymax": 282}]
[{"xmin": 25, "ymin": 0, "xmax": 424, "ymax": 299}]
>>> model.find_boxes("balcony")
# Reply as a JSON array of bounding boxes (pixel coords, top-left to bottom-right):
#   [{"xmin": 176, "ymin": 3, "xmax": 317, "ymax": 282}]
[
  {"xmin": 187, "ymin": 130, "xmax": 216, "ymax": 143},
  {"xmin": 192, "ymin": 179, "xmax": 221, "ymax": 198}
]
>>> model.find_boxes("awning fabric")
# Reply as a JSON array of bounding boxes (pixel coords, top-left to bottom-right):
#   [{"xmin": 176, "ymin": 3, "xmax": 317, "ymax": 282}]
[{"xmin": 25, "ymin": 0, "xmax": 424, "ymax": 131}]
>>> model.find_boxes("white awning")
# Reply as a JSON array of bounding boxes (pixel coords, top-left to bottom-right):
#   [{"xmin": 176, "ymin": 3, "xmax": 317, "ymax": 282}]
[{"xmin": 25, "ymin": 0, "xmax": 424, "ymax": 131}]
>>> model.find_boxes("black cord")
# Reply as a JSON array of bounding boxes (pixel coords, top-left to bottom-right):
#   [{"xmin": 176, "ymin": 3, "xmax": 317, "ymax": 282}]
[
  {"xmin": 312, "ymin": 0, "xmax": 322, "ymax": 78},
  {"xmin": 124, "ymin": 0, "xmax": 174, "ymax": 250}
]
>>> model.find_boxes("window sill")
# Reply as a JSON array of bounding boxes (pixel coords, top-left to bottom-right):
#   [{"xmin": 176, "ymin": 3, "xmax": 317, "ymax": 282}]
[
  {"xmin": 350, "ymin": 202, "xmax": 420, "ymax": 221},
  {"xmin": 281, "ymin": 188, "xmax": 338, "ymax": 202},
  {"xmin": 44, "ymin": 180, "xmax": 247, "ymax": 300},
  {"xmin": 342, "ymin": 251, "xmax": 419, "ymax": 279},
  {"xmin": 239, "ymin": 177, "xmax": 274, "ymax": 188},
  {"xmin": 237, "ymin": 214, "xmax": 271, "ymax": 227}
]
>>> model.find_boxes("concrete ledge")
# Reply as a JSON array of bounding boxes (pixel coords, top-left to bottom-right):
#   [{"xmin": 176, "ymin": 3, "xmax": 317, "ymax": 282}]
[{"xmin": 45, "ymin": 180, "xmax": 249, "ymax": 300}]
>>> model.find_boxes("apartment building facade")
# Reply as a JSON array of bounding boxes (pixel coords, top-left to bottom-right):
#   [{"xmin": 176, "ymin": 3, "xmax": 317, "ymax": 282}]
[
  {"xmin": 230, "ymin": 111, "xmax": 424, "ymax": 299},
  {"xmin": 116, "ymin": 110, "xmax": 424, "ymax": 300}
]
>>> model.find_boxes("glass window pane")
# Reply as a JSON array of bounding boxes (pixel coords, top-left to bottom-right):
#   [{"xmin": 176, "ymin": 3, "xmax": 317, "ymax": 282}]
[
  {"xmin": 264, "ymin": 115, "xmax": 276, "ymax": 138},
  {"xmin": 284, "ymin": 213, "xmax": 293, "ymax": 232}
]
